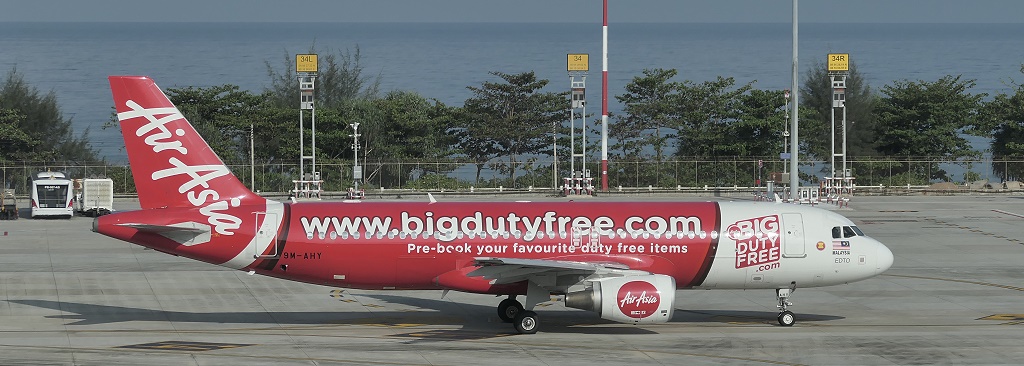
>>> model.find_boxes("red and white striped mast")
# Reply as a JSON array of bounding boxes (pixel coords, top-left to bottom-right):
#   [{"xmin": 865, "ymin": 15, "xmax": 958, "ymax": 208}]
[{"xmin": 600, "ymin": 0, "xmax": 609, "ymax": 191}]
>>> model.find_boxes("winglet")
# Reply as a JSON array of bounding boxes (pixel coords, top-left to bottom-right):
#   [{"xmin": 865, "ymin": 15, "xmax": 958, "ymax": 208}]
[{"xmin": 428, "ymin": 193, "xmax": 437, "ymax": 204}]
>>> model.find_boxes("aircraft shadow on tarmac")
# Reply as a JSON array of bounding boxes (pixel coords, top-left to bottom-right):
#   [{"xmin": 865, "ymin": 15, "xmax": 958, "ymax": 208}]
[
  {"xmin": 365, "ymin": 294, "xmax": 845, "ymax": 327},
  {"xmin": 8, "ymin": 296, "xmax": 843, "ymax": 337}
]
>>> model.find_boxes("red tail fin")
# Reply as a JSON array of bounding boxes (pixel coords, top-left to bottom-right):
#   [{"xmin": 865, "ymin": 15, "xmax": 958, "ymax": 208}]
[{"xmin": 108, "ymin": 76, "xmax": 259, "ymax": 210}]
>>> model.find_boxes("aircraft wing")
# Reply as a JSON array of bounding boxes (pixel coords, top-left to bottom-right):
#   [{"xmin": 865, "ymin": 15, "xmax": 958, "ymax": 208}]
[{"xmin": 468, "ymin": 257, "xmax": 637, "ymax": 286}]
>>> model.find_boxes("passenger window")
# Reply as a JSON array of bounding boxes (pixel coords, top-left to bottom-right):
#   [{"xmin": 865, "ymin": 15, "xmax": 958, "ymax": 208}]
[
  {"xmin": 832, "ymin": 227, "xmax": 841, "ymax": 239},
  {"xmin": 843, "ymin": 226, "xmax": 857, "ymax": 238}
]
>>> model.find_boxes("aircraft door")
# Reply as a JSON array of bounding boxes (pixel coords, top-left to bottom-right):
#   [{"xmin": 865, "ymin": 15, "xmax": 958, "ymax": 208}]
[
  {"xmin": 253, "ymin": 212, "xmax": 280, "ymax": 259},
  {"xmin": 781, "ymin": 213, "xmax": 806, "ymax": 258}
]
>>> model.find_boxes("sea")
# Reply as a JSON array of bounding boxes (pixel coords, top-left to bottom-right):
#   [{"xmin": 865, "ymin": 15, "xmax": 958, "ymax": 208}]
[{"xmin": 1, "ymin": 22, "xmax": 1023, "ymax": 162}]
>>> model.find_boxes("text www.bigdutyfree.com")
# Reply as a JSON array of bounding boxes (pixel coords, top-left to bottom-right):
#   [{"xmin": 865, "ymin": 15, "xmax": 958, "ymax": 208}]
[{"xmin": 301, "ymin": 211, "xmax": 703, "ymax": 242}]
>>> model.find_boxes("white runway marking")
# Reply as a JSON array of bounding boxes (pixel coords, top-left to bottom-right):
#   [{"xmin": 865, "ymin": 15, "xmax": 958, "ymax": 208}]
[{"xmin": 993, "ymin": 209, "xmax": 1024, "ymax": 219}]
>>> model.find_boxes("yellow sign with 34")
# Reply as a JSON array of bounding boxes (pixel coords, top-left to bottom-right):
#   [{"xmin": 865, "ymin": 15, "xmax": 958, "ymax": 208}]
[
  {"xmin": 296, "ymin": 54, "xmax": 318, "ymax": 73},
  {"xmin": 567, "ymin": 54, "xmax": 589, "ymax": 72},
  {"xmin": 828, "ymin": 53, "xmax": 849, "ymax": 72}
]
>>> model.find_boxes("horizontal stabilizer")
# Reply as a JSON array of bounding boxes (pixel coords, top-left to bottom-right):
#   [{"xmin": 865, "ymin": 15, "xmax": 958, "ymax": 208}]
[{"xmin": 117, "ymin": 221, "xmax": 212, "ymax": 246}]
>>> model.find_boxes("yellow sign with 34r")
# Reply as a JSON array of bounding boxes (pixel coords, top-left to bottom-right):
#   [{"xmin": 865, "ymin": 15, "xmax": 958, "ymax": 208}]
[
  {"xmin": 296, "ymin": 54, "xmax": 318, "ymax": 73},
  {"xmin": 828, "ymin": 53, "xmax": 849, "ymax": 72},
  {"xmin": 567, "ymin": 54, "xmax": 589, "ymax": 71}
]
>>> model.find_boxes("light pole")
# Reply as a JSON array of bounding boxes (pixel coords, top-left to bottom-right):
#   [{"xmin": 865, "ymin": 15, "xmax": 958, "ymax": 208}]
[
  {"xmin": 250, "ymin": 122, "xmax": 255, "ymax": 190},
  {"xmin": 783, "ymin": 89, "xmax": 790, "ymax": 180},
  {"xmin": 553, "ymin": 119, "xmax": 558, "ymax": 189},
  {"xmin": 789, "ymin": 0, "xmax": 800, "ymax": 200},
  {"xmin": 600, "ymin": 0, "xmax": 609, "ymax": 191},
  {"xmin": 350, "ymin": 122, "xmax": 361, "ymax": 194}
]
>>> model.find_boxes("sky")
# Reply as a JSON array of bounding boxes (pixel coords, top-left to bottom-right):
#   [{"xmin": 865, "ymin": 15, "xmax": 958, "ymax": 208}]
[{"xmin": 3, "ymin": 0, "xmax": 1023, "ymax": 23}]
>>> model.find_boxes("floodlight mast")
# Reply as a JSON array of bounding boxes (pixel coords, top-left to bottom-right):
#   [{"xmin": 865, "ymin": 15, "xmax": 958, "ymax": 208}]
[
  {"xmin": 295, "ymin": 54, "xmax": 322, "ymax": 199},
  {"xmin": 566, "ymin": 53, "xmax": 590, "ymax": 195}
]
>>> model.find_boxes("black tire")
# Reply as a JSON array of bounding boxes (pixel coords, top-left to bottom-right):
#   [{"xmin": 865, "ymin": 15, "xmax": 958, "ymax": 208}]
[
  {"xmin": 513, "ymin": 310, "xmax": 539, "ymax": 334},
  {"xmin": 497, "ymin": 298, "xmax": 524, "ymax": 323},
  {"xmin": 778, "ymin": 311, "xmax": 796, "ymax": 326}
]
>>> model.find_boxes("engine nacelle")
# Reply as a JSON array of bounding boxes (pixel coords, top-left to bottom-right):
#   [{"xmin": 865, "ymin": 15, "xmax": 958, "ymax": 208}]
[{"xmin": 564, "ymin": 274, "xmax": 676, "ymax": 324}]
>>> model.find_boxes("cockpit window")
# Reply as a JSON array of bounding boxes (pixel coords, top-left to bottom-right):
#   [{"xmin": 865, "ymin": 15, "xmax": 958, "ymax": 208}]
[
  {"xmin": 851, "ymin": 226, "xmax": 865, "ymax": 236},
  {"xmin": 832, "ymin": 226, "xmax": 842, "ymax": 239},
  {"xmin": 843, "ymin": 226, "xmax": 857, "ymax": 238}
]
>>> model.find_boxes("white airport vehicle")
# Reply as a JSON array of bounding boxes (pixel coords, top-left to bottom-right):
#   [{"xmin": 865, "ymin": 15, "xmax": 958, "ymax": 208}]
[
  {"xmin": 31, "ymin": 172, "xmax": 74, "ymax": 219},
  {"xmin": 74, "ymin": 178, "xmax": 114, "ymax": 217}
]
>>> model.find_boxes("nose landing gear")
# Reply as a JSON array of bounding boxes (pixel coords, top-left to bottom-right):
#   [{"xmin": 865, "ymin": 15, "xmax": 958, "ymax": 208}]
[{"xmin": 775, "ymin": 283, "xmax": 796, "ymax": 326}]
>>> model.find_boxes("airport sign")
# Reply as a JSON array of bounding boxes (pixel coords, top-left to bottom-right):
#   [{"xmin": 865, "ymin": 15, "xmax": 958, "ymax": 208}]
[
  {"xmin": 828, "ymin": 53, "xmax": 849, "ymax": 72},
  {"xmin": 567, "ymin": 53, "xmax": 589, "ymax": 71},
  {"xmin": 296, "ymin": 54, "xmax": 319, "ymax": 73}
]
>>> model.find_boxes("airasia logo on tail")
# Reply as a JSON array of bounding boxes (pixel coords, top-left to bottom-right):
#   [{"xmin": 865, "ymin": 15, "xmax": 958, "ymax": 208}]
[
  {"xmin": 616, "ymin": 281, "xmax": 660, "ymax": 319},
  {"xmin": 118, "ymin": 99, "xmax": 243, "ymax": 236}
]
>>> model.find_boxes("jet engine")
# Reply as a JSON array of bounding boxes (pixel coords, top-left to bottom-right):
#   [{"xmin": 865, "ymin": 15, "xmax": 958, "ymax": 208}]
[{"xmin": 564, "ymin": 274, "xmax": 676, "ymax": 324}]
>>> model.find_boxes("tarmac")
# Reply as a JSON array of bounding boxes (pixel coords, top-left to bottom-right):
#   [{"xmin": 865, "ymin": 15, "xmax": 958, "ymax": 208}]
[{"xmin": 1, "ymin": 194, "xmax": 1023, "ymax": 365}]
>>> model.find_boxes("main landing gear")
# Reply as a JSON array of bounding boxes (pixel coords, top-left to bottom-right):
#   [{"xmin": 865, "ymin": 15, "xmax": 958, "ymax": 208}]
[
  {"xmin": 496, "ymin": 296, "xmax": 539, "ymax": 334},
  {"xmin": 497, "ymin": 297, "xmax": 523, "ymax": 322},
  {"xmin": 775, "ymin": 283, "xmax": 797, "ymax": 327}
]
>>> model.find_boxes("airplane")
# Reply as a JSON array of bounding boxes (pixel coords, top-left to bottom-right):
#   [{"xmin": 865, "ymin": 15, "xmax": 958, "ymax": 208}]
[{"xmin": 94, "ymin": 76, "xmax": 894, "ymax": 334}]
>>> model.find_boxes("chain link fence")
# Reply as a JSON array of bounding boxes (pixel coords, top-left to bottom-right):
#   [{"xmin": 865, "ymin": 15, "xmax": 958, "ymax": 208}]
[{"xmin": 3, "ymin": 157, "xmax": 1022, "ymax": 195}]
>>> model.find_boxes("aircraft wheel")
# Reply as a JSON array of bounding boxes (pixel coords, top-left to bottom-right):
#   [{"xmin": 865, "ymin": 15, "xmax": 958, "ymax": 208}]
[
  {"xmin": 497, "ymin": 298, "xmax": 524, "ymax": 323},
  {"xmin": 778, "ymin": 311, "xmax": 796, "ymax": 326},
  {"xmin": 513, "ymin": 311, "xmax": 539, "ymax": 334}
]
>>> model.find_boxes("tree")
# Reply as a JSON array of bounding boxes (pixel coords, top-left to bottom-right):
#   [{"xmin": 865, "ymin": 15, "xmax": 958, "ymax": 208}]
[
  {"xmin": 976, "ymin": 65, "xmax": 1024, "ymax": 181},
  {"xmin": 800, "ymin": 60, "xmax": 878, "ymax": 161},
  {"xmin": 734, "ymin": 88, "xmax": 789, "ymax": 157},
  {"xmin": 0, "ymin": 108, "xmax": 38, "ymax": 161},
  {"xmin": 674, "ymin": 76, "xmax": 754, "ymax": 157},
  {"xmin": 874, "ymin": 75, "xmax": 984, "ymax": 181},
  {"xmin": 0, "ymin": 68, "xmax": 97, "ymax": 163},
  {"xmin": 329, "ymin": 91, "xmax": 459, "ymax": 188},
  {"xmin": 612, "ymin": 70, "xmax": 785, "ymax": 186},
  {"xmin": 370, "ymin": 91, "xmax": 458, "ymax": 168},
  {"xmin": 165, "ymin": 85, "xmax": 272, "ymax": 164},
  {"xmin": 457, "ymin": 71, "xmax": 568, "ymax": 184},
  {"xmin": 265, "ymin": 45, "xmax": 381, "ymax": 109},
  {"xmin": 875, "ymin": 75, "xmax": 982, "ymax": 158},
  {"xmin": 613, "ymin": 68, "xmax": 680, "ymax": 161}
]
